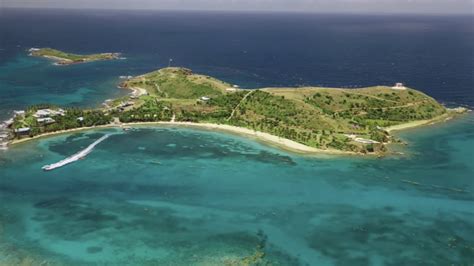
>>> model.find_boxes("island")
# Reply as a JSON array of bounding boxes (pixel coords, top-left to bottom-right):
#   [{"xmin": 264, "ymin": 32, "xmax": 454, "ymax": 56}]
[
  {"xmin": 3, "ymin": 67, "xmax": 469, "ymax": 155},
  {"xmin": 29, "ymin": 48, "xmax": 121, "ymax": 65}
]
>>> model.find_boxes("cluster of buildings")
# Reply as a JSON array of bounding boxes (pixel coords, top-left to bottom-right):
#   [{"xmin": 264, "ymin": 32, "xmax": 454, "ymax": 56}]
[
  {"xmin": 33, "ymin": 108, "xmax": 66, "ymax": 126},
  {"xmin": 33, "ymin": 108, "xmax": 65, "ymax": 118},
  {"xmin": 116, "ymin": 101, "xmax": 135, "ymax": 112},
  {"xmin": 199, "ymin": 85, "xmax": 241, "ymax": 103},
  {"xmin": 103, "ymin": 98, "xmax": 136, "ymax": 111},
  {"xmin": 12, "ymin": 108, "xmax": 68, "ymax": 137},
  {"xmin": 12, "ymin": 110, "xmax": 31, "ymax": 136}
]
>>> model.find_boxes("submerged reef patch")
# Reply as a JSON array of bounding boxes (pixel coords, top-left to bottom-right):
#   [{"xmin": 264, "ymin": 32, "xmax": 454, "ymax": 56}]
[{"xmin": 304, "ymin": 206, "xmax": 474, "ymax": 265}]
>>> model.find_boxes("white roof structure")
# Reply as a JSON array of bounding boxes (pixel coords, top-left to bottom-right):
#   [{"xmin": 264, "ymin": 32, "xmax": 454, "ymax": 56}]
[
  {"xmin": 15, "ymin": 127, "xmax": 30, "ymax": 133},
  {"xmin": 37, "ymin": 117, "xmax": 56, "ymax": 124},
  {"xmin": 392, "ymin": 83, "xmax": 407, "ymax": 90},
  {"xmin": 34, "ymin": 110, "xmax": 51, "ymax": 117},
  {"xmin": 14, "ymin": 110, "xmax": 25, "ymax": 116},
  {"xmin": 33, "ymin": 109, "xmax": 66, "ymax": 118}
]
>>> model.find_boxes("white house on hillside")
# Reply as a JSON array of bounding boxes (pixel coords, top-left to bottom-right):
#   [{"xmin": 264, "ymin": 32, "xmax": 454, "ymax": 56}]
[{"xmin": 392, "ymin": 83, "xmax": 407, "ymax": 90}]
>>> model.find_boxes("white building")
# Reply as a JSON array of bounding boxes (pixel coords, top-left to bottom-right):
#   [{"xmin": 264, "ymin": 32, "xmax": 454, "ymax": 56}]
[
  {"xmin": 13, "ymin": 110, "xmax": 25, "ymax": 116},
  {"xmin": 392, "ymin": 83, "xmax": 407, "ymax": 90},
  {"xmin": 14, "ymin": 127, "xmax": 31, "ymax": 135},
  {"xmin": 33, "ymin": 109, "xmax": 66, "ymax": 118},
  {"xmin": 34, "ymin": 110, "xmax": 50, "ymax": 118},
  {"xmin": 200, "ymin": 96, "xmax": 211, "ymax": 101},
  {"xmin": 37, "ymin": 117, "xmax": 56, "ymax": 124}
]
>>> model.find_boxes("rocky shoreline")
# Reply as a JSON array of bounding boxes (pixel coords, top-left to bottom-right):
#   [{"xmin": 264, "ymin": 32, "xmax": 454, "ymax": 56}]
[{"xmin": 0, "ymin": 118, "xmax": 13, "ymax": 150}]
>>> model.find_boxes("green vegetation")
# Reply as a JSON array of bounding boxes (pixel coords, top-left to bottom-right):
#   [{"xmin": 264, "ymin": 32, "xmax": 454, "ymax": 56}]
[
  {"xmin": 116, "ymin": 97, "xmax": 173, "ymax": 123},
  {"xmin": 12, "ymin": 67, "xmax": 456, "ymax": 154},
  {"xmin": 13, "ymin": 104, "xmax": 112, "ymax": 137},
  {"xmin": 29, "ymin": 48, "xmax": 120, "ymax": 65},
  {"xmin": 121, "ymin": 67, "xmax": 230, "ymax": 98},
  {"xmin": 118, "ymin": 68, "xmax": 449, "ymax": 153}
]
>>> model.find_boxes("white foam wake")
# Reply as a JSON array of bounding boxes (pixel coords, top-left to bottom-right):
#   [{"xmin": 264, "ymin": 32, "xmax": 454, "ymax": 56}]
[{"xmin": 42, "ymin": 134, "xmax": 110, "ymax": 171}]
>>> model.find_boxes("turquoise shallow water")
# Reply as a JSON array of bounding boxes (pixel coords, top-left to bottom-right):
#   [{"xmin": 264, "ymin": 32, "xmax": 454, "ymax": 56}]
[
  {"xmin": 0, "ymin": 53, "xmax": 132, "ymax": 120},
  {"xmin": 1, "ymin": 10, "xmax": 473, "ymax": 265},
  {"xmin": 0, "ymin": 114, "xmax": 473, "ymax": 265}
]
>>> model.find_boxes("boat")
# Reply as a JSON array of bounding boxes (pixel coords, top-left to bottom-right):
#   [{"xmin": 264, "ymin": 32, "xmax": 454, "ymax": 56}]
[{"xmin": 42, "ymin": 134, "xmax": 110, "ymax": 171}]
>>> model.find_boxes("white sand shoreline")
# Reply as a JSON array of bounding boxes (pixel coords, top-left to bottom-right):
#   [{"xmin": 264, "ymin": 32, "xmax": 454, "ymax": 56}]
[
  {"xmin": 8, "ymin": 109, "xmax": 470, "ymax": 156},
  {"xmin": 385, "ymin": 110, "xmax": 468, "ymax": 132},
  {"xmin": 9, "ymin": 121, "xmax": 356, "ymax": 156}
]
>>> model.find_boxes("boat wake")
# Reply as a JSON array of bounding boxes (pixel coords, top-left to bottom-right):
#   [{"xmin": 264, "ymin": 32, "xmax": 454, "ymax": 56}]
[{"xmin": 42, "ymin": 134, "xmax": 110, "ymax": 171}]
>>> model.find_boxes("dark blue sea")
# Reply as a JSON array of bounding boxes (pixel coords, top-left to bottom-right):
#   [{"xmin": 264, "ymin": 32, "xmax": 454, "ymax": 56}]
[
  {"xmin": 0, "ymin": 9, "xmax": 473, "ymax": 265},
  {"xmin": 1, "ymin": 9, "xmax": 473, "ymax": 118}
]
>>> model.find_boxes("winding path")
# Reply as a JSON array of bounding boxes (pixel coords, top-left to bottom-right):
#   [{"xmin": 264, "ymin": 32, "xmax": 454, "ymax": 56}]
[{"xmin": 227, "ymin": 90, "xmax": 255, "ymax": 121}]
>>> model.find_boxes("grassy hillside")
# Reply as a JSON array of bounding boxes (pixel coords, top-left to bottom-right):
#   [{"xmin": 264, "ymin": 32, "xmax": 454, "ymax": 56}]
[
  {"xmin": 117, "ymin": 67, "xmax": 448, "ymax": 153},
  {"xmin": 265, "ymin": 86, "xmax": 446, "ymax": 126},
  {"xmin": 122, "ymin": 68, "xmax": 231, "ymax": 99},
  {"xmin": 14, "ymin": 67, "xmax": 451, "ymax": 154}
]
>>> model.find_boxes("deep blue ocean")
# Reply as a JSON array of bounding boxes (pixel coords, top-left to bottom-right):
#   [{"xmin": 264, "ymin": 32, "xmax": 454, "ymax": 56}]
[{"xmin": 0, "ymin": 9, "xmax": 473, "ymax": 265}]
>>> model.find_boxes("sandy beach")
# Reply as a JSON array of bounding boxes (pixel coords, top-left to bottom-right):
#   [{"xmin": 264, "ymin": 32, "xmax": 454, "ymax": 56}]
[
  {"xmin": 134, "ymin": 122, "xmax": 356, "ymax": 155},
  {"xmin": 385, "ymin": 112, "xmax": 461, "ymax": 132},
  {"xmin": 9, "ymin": 124, "xmax": 117, "ymax": 145},
  {"xmin": 8, "ymin": 108, "xmax": 470, "ymax": 156},
  {"xmin": 9, "ymin": 121, "xmax": 355, "ymax": 156}
]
